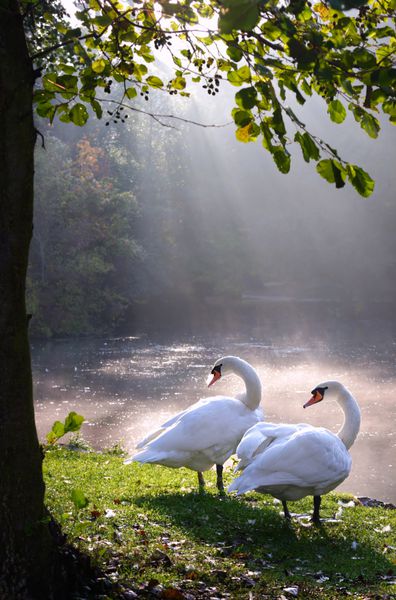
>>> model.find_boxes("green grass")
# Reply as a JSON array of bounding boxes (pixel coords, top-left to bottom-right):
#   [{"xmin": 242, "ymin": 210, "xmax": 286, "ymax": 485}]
[{"xmin": 44, "ymin": 447, "xmax": 396, "ymax": 599}]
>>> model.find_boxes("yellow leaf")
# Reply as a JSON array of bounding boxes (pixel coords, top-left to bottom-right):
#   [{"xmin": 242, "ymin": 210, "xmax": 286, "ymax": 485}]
[
  {"xmin": 92, "ymin": 59, "xmax": 106, "ymax": 73},
  {"xmin": 313, "ymin": 3, "xmax": 331, "ymax": 20},
  {"xmin": 236, "ymin": 123, "xmax": 254, "ymax": 143}
]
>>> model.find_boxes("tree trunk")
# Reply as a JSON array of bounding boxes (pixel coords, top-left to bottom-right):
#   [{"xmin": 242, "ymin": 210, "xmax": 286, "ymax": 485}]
[{"xmin": 0, "ymin": 2, "xmax": 56, "ymax": 597}]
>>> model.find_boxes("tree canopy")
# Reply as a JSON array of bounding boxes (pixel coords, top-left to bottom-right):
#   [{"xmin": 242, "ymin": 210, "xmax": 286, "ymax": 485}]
[{"xmin": 27, "ymin": 0, "xmax": 396, "ymax": 197}]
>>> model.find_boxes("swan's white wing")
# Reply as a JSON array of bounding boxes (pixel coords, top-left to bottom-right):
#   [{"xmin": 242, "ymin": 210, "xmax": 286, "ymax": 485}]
[
  {"xmin": 135, "ymin": 397, "xmax": 219, "ymax": 449},
  {"xmin": 127, "ymin": 396, "xmax": 262, "ymax": 467},
  {"xmin": 235, "ymin": 422, "xmax": 311, "ymax": 471},
  {"xmin": 229, "ymin": 427, "xmax": 351, "ymax": 495},
  {"xmin": 140, "ymin": 397, "xmax": 259, "ymax": 452}
]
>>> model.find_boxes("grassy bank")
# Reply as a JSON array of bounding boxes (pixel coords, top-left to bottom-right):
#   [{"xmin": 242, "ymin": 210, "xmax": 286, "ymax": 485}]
[{"xmin": 44, "ymin": 447, "xmax": 395, "ymax": 599}]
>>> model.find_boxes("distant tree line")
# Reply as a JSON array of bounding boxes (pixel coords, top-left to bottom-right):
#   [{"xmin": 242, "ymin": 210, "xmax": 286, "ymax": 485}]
[{"xmin": 27, "ymin": 97, "xmax": 249, "ymax": 336}]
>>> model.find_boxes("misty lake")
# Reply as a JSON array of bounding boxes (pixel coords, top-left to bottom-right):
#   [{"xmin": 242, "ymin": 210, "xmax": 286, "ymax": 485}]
[{"xmin": 32, "ymin": 332, "xmax": 396, "ymax": 503}]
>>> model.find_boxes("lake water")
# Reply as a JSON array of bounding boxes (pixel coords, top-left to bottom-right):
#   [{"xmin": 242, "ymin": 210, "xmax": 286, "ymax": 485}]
[{"xmin": 32, "ymin": 332, "xmax": 396, "ymax": 503}]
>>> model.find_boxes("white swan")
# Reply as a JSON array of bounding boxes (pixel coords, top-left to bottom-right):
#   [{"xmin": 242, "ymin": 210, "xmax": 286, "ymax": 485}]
[
  {"xmin": 124, "ymin": 356, "xmax": 263, "ymax": 492},
  {"xmin": 228, "ymin": 381, "xmax": 360, "ymax": 523}
]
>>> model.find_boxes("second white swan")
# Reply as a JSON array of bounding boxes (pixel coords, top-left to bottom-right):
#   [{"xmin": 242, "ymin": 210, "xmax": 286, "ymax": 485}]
[
  {"xmin": 124, "ymin": 356, "xmax": 263, "ymax": 492},
  {"xmin": 228, "ymin": 381, "xmax": 361, "ymax": 523}
]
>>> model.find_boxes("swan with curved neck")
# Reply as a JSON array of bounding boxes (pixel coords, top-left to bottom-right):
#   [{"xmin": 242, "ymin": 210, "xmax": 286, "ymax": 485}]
[
  {"xmin": 229, "ymin": 381, "xmax": 360, "ymax": 523},
  {"xmin": 125, "ymin": 356, "xmax": 263, "ymax": 492}
]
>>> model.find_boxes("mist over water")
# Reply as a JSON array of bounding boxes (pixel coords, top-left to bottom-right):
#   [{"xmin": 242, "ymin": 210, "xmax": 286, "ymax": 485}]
[{"xmin": 33, "ymin": 331, "xmax": 396, "ymax": 503}]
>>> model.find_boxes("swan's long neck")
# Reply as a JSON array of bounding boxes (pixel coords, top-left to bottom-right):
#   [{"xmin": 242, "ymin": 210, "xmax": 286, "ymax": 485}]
[
  {"xmin": 335, "ymin": 386, "xmax": 361, "ymax": 450},
  {"xmin": 227, "ymin": 357, "xmax": 262, "ymax": 410}
]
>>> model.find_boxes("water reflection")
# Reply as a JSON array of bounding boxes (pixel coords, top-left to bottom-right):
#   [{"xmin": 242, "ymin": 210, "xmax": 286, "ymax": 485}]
[{"xmin": 32, "ymin": 335, "xmax": 396, "ymax": 503}]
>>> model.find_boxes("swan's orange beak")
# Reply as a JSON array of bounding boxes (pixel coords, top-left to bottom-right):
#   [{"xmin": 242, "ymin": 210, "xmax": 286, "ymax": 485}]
[
  {"xmin": 303, "ymin": 391, "xmax": 323, "ymax": 409},
  {"xmin": 207, "ymin": 370, "xmax": 221, "ymax": 387}
]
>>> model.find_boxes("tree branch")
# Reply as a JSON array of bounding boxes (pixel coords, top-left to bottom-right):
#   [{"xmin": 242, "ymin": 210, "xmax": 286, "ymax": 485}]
[
  {"xmin": 31, "ymin": 33, "xmax": 95, "ymax": 60},
  {"xmin": 98, "ymin": 97, "xmax": 232, "ymax": 129}
]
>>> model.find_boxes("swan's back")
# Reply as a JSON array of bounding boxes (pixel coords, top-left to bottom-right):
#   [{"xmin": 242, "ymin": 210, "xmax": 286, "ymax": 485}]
[{"xmin": 229, "ymin": 423, "xmax": 351, "ymax": 499}]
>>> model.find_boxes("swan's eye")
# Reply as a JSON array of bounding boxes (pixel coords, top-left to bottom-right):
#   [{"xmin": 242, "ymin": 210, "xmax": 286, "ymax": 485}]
[
  {"xmin": 211, "ymin": 364, "xmax": 222, "ymax": 375},
  {"xmin": 310, "ymin": 386, "xmax": 328, "ymax": 401}
]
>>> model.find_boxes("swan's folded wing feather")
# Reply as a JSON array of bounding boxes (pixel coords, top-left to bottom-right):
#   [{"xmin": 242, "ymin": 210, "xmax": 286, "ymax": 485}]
[
  {"xmin": 230, "ymin": 428, "xmax": 351, "ymax": 492},
  {"xmin": 235, "ymin": 422, "xmax": 311, "ymax": 469}
]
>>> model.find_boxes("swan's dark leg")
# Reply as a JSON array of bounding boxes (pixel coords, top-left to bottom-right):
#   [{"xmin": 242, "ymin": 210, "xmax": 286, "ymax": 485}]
[
  {"xmin": 197, "ymin": 471, "xmax": 205, "ymax": 491},
  {"xmin": 311, "ymin": 495, "xmax": 322, "ymax": 525},
  {"xmin": 216, "ymin": 464, "xmax": 225, "ymax": 493},
  {"xmin": 282, "ymin": 500, "xmax": 291, "ymax": 520}
]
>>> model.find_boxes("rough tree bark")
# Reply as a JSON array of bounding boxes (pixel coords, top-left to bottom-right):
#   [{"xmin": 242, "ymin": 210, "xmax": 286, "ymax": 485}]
[{"xmin": 0, "ymin": 2, "xmax": 56, "ymax": 597}]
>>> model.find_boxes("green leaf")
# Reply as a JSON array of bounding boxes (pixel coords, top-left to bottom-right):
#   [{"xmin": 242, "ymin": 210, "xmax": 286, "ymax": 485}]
[
  {"xmin": 382, "ymin": 100, "xmax": 396, "ymax": 119},
  {"xmin": 226, "ymin": 44, "xmax": 243, "ymax": 62},
  {"xmin": 272, "ymin": 146, "xmax": 291, "ymax": 174},
  {"xmin": 91, "ymin": 99, "xmax": 103, "ymax": 119},
  {"xmin": 218, "ymin": 0, "xmax": 260, "ymax": 34},
  {"xmin": 347, "ymin": 164, "xmax": 375, "ymax": 197},
  {"xmin": 43, "ymin": 73, "xmax": 64, "ymax": 93},
  {"xmin": 272, "ymin": 108, "xmax": 286, "ymax": 136},
  {"xmin": 261, "ymin": 121, "xmax": 273, "ymax": 151},
  {"xmin": 58, "ymin": 63, "xmax": 76, "ymax": 75},
  {"xmin": 360, "ymin": 113, "xmax": 380, "ymax": 139},
  {"xmin": 171, "ymin": 76, "xmax": 186, "ymax": 90},
  {"xmin": 125, "ymin": 87, "xmax": 137, "ymax": 99},
  {"xmin": 52, "ymin": 421, "xmax": 66, "ymax": 437},
  {"xmin": 327, "ymin": 99, "xmax": 346, "ymax": 124},
  {"xmin": 69, "ymin": 103, "xmax": 89, "ymax": 126},
  {"xmin": 46, "ymin": 421, "xmax": 65, "ymax": 443},
  {"xmin": 172, "ymin": 56, "xmax": 182, "ymax": 68},
  {"xmin": 71, "ymin": 488, "xmax": 89, "ymax": 509},
  {"xmin": 316, "ymin": 159, "xmax": 346, "ymax": 188},
  {"xmin": 232, "ymin": 108, "xmax": 253, "ymax": 127},
  {"xmin": 294, "ymin": 132, "xmax": 320, "ymax": 162},
  {"xmin": 235, "ymin": 86, "xmax": 257, "ymax": 110},
  {"xmin": 36, "ymin": 102, "xmax": 56, "ymax": 120},
  {"xmin": 64, "ymin": 412, "xmax": 85, "ymax": 434},
  {"xmin": 340, "ymin": 79, "xmax": 355, "ymax": 96},
  {"xmin": 146, "ymin": 76, "xmax": 163, "ymax": 88},
  {"xmin": 227, "ymin": 66, "xmax": 251, "ymax": 86},
  {"xmin": 352, "ymin": 47, "xmax": 376, "ymax": 69}
]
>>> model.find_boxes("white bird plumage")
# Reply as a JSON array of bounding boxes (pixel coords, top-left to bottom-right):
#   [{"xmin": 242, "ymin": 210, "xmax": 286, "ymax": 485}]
[
  {"xmin": 228, "ymin": 380, "xmax": 361, "ymax": 522},
  {"xmin": 124, "ymin": 356, "xmax": 263, "ymax": 491}
]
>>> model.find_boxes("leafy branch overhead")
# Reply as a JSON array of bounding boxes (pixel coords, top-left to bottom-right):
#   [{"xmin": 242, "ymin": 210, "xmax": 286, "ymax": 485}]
[{"xmin": 28, "ymin": 0, "xmax": 396, "ymax": 197}]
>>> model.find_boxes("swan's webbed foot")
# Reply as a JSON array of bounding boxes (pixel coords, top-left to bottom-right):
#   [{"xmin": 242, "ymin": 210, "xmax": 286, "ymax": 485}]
[
  {"xmin": 282, "ymin": 500, "xmax": 291, "ymax": 521},
  {"xmin": 311, "ymin": 495, "xmax": 322, "ymax": 525},
  {"xmin": 216, "ymin": 464, "xmax": 225, "ymax": 495},
  {"xmin": 197, "ymin": 471, "xmax": 205, "ymax": 492}
]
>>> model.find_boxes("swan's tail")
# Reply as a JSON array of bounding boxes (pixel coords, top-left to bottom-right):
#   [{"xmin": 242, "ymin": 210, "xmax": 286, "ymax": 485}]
[
  {"xmin": 136, "ymin": 426, "xmax": 166, "ymax": 449},
  {"xmin": 124, "ymin": 448, "xmax": 185, "ymax": 467},
  {"xmin": 228, "ymin": 474, "xmax": 254, "ymax": 495},
  {"xmin": 124, "ymin": 448, "xmax": 161, "ymax": 465},
  {"xmin": 233, "ymin": 458, "xmax": 249, "ymax": 473}
]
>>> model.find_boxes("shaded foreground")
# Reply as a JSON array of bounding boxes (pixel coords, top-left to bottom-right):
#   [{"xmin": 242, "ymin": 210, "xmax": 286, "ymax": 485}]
[{"xmin": 44, "ymin": 448, "xmax": 395, "ymax": 599}]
